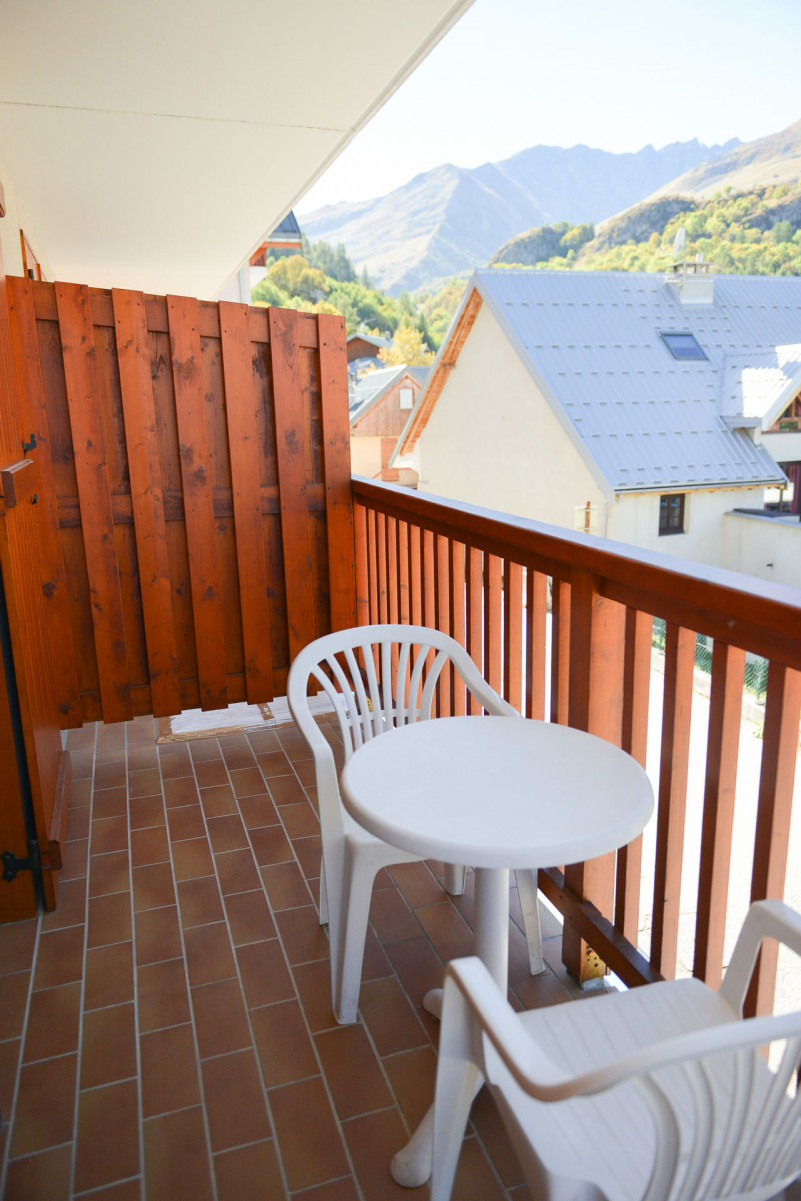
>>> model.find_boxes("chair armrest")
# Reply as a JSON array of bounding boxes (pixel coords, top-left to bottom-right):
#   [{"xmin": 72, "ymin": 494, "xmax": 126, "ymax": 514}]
[
  {"xmin": 720, "ymin": 900, "xmax": 801, "ymax": 1013},
  {"xmin": 443, "ymin": 956, "xmax": 801, "ymax": 1104}
]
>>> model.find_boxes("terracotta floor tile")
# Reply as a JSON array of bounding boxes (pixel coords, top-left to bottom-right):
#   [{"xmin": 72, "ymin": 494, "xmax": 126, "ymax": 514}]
[
  {"xmin": 223, "ymin": 889, "xmax": 275, "ymax": 945},
  {"xmin": 260, "ymin": 861, "xmax": 313, "ymax": 911},
  {"xmin": 369, "ymin": 887, "xmax": 421, "ymax": 945},
  {"xmin": 158, "ymin": 747, "xmax": 191, "ymax": 779},
  {"xmin": 236, "ymin": 939, "xmax": 294, "ymax": 1008},
  {"xmin": 293, "ymin": 959, "xmax": 338, "ymax": 1034},
  {"xmin": 276, "ymin": 727, "xmax": 311, "ymax": 760},
  {"xmin": 137, "ymin": 958, "xmax": 191, "ymax": 1033},
  {"xmin": 70, "ymin": 778, "xmax": 93, "ymax": 808},
  {"xmin": 40, "ymin": 876, "xmax": 87, "ymax": 930},
  {"xmin": 171, "ymin": 836, "xmax": 214, "ymax": 882},
  {"xmin": 469, "ymin": 1085, "xmax": 526, "ymax": 1189},
  {"xmin": 228, "ymin": 766, "xmax": 265, "ymax": 798},
  {"xmin": 129, "ymin": 768, "xmax": 162, "ymax": 799},
  {"xmin": 93, "ymin": 760, "xmax": 127, "ymax": 790},
  {"xmin": 248, "ymin": 824, "xmax": 293, "ymax": 868},
  {"xmin": 315, "ymin": 1024, "xmax": 393, "ymax": 1119},
  {"xmin": 177, "ymin": 875, "xmax": 224, "ymax": 928},
  {"xmin": 511, "ymin": 967, "xmax": 573, "ymax": 1010},
  {"xmin": 291, "ymin": 834, "xmax": 323, "ymax": 879},
  {"xmin": 192, "ymin": 758, "xmax": 229, "ymax": 788},
  {"xmin": 65, "ymin": 803, "xmax": 91, "ymax": 842},
  {"xmin": 11, "ymin": 1054, "xmax": 77, "ymax": 1157},
  {"xmin": 69, "ymin": 749, "xmax": 95, "ymax": 778},
  {"xmin": 382, "ymin": 1046, "xmax": 438, "ymax": 1131},
  {"xmin": 274, "ymin": 905, "xmax": 329, "ymax": 966},
  {"xmin": 290, "ymin": 1179, "xmax": 361, "ymax": 1201},
  {"xmin": 255, "ymin": 750, "xmax": 292, "ymax": 777},
  {"xmin": 59, "ymin": 836, "xmax": 88, "ymax": 882},
  {"xmin": 34, "ymin": 925, "xmax": 84, "ymax": 989},
  {"xmin": 251, "ymin": 998, "xmax": 318, "ymax": 1089},
  {"xmin": 162, "ymin": 776, "xmax": 199, "ymax": 808},
  {"xmin": 140, "ymin": 1023, "xmax": 201, "ymax": 1117},
  {"xmin": 269, "ymin": 1076, "xmax": 349, "ymax": 1192},
  {"xmin": 128, "ymin": 796, "xmax": 166, "ymax": 831},
  {"xmin": 361, "ymin": 924, "xmax": 393, "ymax": 983},
  {"xmin": 280, "ymin": 800, "xmax": 320, "ymax": 839},
  {"xmin": 342, "ymin": 1108, "xmax": 428, "ymax": 1201},
  {"xmin": 23, "ymin": 982, "xmax": 82, "ymax": 1062},
  {"xmin": 213, "ymin": 1140, "xmax": 283, "ymax": 1201},
  {"xmin": 414, "ymin": 900, "xmax": 473, "ymax": 963},
  {"xmin": 358, "ymin": 977, "xmax": 428, "ymax": 1056},
  {"xmin": 130, "ymin": 825, "xmax": 170, "ymax": 868},
  {"xmin": 0, "ymin": 1037, "xmax": 20, "ymax": 1117},
  {"xmin": 183, "ymin": 921, "xmax": 237, "ymax": 987},
  {"xmin": 214, "ymin": 848, "xmax": 261, "ymax": 895},
  {"xmin": 292, "ymin": 758, "xmax": 316, "ymax": 787},
  {"xmin": 81, "ymin": 1002, "xmax": 137, "ymax": 1089},
  {"xmin": 143, "ymin": 1107, "xmax": 214, "ymax": 1201},
  {"xmin": 191, "ymin": 978, "xmax": 252, "ymax": 1058},
  {"xmin": 201, "ymin": 1049, "xmax": 272, "ymax": 1151},
  {"xmin": 206, "ymin": 813, "xmax": 249, "ymax": 853},
  {"xmin": 75, "ymin": 1178, "xmax": 142, "ymax": 1200},
  {"xmin": 0, "ymin": 919, "xmax": 37, "ymax": 976},
  {"xmin": 237, "ymin": 793, "xmax": 279, "ymax": 829},
  {"xmin": 87, "ymin": 891, "xmax": 132, "ymax": 948},
  {"xmin": 389, "ymin": 861, "xmax": 446, "ymax": 909},
  {"xmin": 0, "ymin": 970, "xmax": 30, "ymax": 1041},
  {"xmin": 383, "ymin": 936, "xmax": 445, "ymax": 1010},
  {"xmin": 134, "ymin": 906, "xmax": 183, "ymax": 966},
  {"xmin": 96, "ymin": 723, "xmax": 126, "ymax": 751},
  {"xmin": 91, "ymin": 785, "xmax": 128, "ymax": 819},
  {"xmin": 246, "ymin": 728, "xmax": 281, "ymax": 754},
  {"xmin": 89, "ymin": 850, "xmax": 130, "ymax": 897},
  {"xmin": 219, "ymin": 736, "xmax": 256, "ymax": 770},
  {"xmin": 267, "ymin": 774, "xmax": 307, "ymax": 807},
  {"xmin": 189, "ymin": 738, "xmax": 223, "ymax": 763},
  {"xmin": 199, "ymin": 784, "xmax": 238, "ymax": 818},
  {"xmin": 3, "ymin": 1143, "xmax": 73, "ymax": 1201},
  {"xmin": 165, "ymin": 802, "xmax": 206, "ymax": 843},
  {"xmin": 75, "ymin": 1079, "xmax": 139, "ymax": 1193},
  {"xmin": 132, "ymin": 862, "xmax": 177, "ymax": 912},
  {"xmin": 126, "ymin": 716, "xmax": 156, "ymax": 744},
  {"xmin": 127, "ymin": 744, "xmax": 159, "ymax": 772},
  {"xmin": 84, "ymin": 941, "xmax": 134, "ymax": 1010}
]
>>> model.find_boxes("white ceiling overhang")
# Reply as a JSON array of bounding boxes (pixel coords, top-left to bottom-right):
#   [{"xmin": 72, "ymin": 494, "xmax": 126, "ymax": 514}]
[{"xmin": 0, "ymin": 0, "xmax": 472, "ymax": 297}]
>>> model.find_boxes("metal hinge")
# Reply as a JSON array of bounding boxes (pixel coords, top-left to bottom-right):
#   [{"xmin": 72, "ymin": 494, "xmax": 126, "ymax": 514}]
[{"xmin": 1, "ymin": 838, "xmax": 62, "ymax": 883}]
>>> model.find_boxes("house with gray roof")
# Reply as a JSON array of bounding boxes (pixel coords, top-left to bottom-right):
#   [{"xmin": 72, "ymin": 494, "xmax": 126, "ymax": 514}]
[
  {"xmin": 395, "ymin": 267, "xmax": 801, "ymax": 587},
  {"xmin": 349, "ymin": 364, "xmax": 429, "ymax": 484}
]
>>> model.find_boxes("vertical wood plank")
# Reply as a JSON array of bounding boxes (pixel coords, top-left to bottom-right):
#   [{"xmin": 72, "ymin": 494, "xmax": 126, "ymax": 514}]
[
  {"xmin": 449, "ymin": 540, "xmax": 467, "ymax": 716},
  {"xmin": 169, "ymin": 294, "xmax": 227, "ymax": 710},
  {"xmin": 398, "ymin": 521, "xmax": 411, "ymax": 626},
  {"xmin": 650, "ymin": 623, "xmax": 695, "ymax": 977},
  {"xmin": 525, "ymin": 568, "xmax": 547, "ymax": 721},
  {"xmin": 56, "ymin": 282, "xmax": 132, "ymax": 722},
  {"xmin": 387, "ymin": 516, "xmax": 400, "ymax": 627},
  {"xmin": 376, "ymin": 512, "xmax": 388, "ymax": 625},
  {"xmin": 269, "ymin": 307, "xmax": 316, "ymax": 660},
  {"xmin": 484, "ymin": 554, "xmax": 502, "ymax": 695},
  {"xmin": 7, "ymin": 276, "xmax": 81, "ymax": 725},
  {"xmin": 113, "ymin": 288, "xmax": 182, "ymax": 717},
  {"xmin": 550, "ymin": 578, "xmax": 570, "ymax": 725},
  {"xmin": 367, "ymin": 507, "xmax": 379, "ymax": 624},
  {"xmin": 693, "ymin": 641, "xmax": 746, "ymax": 988},
  {"xmin": 746, "ymin": 663, "xmax": 801, "ymax": 1016},
  {"xmin": 466, "ymin": 546, "xmax": 483, "ymax": 715},
  {"xmin": 317, "ymin": 313, "xmax": 356, "ymax": 633},
  {"xmin": 503, "ymin": 560, "xmax": 523, "ymax": 712},
  {"xmin": 409, "ymin": 523, "xmax": 422, "ymax": 628},
  {"xmin": 616, "ymin": 608, "xmax": 652, "ymax": 941},
  {"xmin": 435, "ymin": 535, "xmax": 451, "ymax": 715},
  {"xmin": 219, "ymin": 300, "xmax": 274, "ymax": 701},
  {"xmin": 422, "ymin": 529, "xmax": 436, "ymax": 633},
  {"xmin": 353, "ymin": 502, "xmax": 370, "ymax": 628}
]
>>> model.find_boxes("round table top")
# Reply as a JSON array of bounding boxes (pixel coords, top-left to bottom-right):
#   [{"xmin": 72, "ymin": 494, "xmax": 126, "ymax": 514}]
[{"xmin": 340, "ymin": 715, "xmax": 654, "ymax": 869}]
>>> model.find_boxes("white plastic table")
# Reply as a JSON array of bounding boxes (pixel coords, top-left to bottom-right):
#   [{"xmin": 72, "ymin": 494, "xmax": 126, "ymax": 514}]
[{"xmin": 339, "ymin": 714, "xmax": 654, "ymax": 1187}]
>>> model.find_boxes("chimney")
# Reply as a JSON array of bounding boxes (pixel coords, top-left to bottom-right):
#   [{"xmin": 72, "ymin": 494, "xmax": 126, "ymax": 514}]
[{"xmin": 666, "ymin": 255, "xmax": 715, "ymax": 304}]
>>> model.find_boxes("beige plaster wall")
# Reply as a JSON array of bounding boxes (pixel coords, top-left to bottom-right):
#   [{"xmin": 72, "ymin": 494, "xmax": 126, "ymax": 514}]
[
  {"xmin": 0, "ymin": 156, "xmax": 52, "ymax": 280},
  {"xmin": 608, "ymin": 486, "xmax": 765, "ymax": 569},
  {"xmin": 722, "ymin": 510, "xmax": 801, "ymax": 590}
]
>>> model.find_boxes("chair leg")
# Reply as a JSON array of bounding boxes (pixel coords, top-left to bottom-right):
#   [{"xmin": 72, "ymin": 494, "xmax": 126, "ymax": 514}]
[
  {"xmin": 444, "ymin": 863, "xmax": 466, "ymax": 896},
  {"xmin": 318, "ymin": 855, "xmax": 329, "ymax": 925},
  {"xmin": 333, "ymin": 847, "xmax": 377, "ymax": 1024},
  {"xmin": 514, "ymin": 869, "xmax": 544, "ymax": 975},
  {"xmin": 427, "ymin": 979, "xmax": 483, "ymax": 1200}
]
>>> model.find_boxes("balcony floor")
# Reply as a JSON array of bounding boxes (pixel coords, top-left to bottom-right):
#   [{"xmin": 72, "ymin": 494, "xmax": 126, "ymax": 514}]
[{"xmin": 0, "ymin": 712, "xmax": 588, "ymax": 1200}]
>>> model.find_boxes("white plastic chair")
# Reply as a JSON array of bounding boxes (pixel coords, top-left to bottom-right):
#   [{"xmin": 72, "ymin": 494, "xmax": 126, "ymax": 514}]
[
  {"xmin": 430, "ymin": 898, "xmax": 801, "ymax": 1201},
  {"xmin": 287, "ymin": 622, "xmax": 544, "ymax": 1024}
]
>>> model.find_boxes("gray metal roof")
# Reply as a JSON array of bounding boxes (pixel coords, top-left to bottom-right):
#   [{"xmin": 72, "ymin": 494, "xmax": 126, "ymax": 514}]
[
  {"xmin": 349, "ymin": 365, "xmax": 429, "ymax": 424},
  {"xmin": 720, "ymin": 345, "xmax": 801, "ymax": 423},
  {"xmin": 473, "ymin": 269, "xmax": 796, "ymax": 492}
]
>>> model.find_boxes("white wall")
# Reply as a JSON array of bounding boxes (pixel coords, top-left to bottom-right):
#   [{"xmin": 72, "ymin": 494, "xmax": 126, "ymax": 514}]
[
  {"xmin": 608, "ymin": 486, "xmax": 765, "ymax": 569},
  {"xmin": 722, "ymin": 511, "xmax": 801, "ymax": 590},
  {"xmin": 0, "ymin": 154, "xmax": 52, "ymax": 279},
  {"xmin": 417, "ymin": 303, "xmax": 607, "ymax": 527}
]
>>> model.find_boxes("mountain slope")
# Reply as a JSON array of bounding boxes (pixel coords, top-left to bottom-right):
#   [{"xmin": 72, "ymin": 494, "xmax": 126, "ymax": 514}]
[
  {"xmin": 301, "ymin": 138, "xmax": 735, "ymax": 293},
  {"xmin": 646, "ymin": 120, "xmax": 801, "ymax": 202}
]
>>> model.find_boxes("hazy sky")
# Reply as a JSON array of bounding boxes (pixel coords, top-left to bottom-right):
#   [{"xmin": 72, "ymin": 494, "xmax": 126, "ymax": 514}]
[{"xmin": 298, "ymin": 0, "xmax": 801, "ymax": 214}]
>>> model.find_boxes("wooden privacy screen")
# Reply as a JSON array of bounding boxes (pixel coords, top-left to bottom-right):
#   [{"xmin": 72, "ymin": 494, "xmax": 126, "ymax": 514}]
[{"xmin": 7, "ymin": 279, "xmax": 355, "ymax": 727}]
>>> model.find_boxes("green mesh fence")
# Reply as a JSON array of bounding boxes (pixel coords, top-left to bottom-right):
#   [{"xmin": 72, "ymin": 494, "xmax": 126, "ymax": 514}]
[{"xmin": 651, "ymin": 618, "xmax": 768, "ymax": 700}]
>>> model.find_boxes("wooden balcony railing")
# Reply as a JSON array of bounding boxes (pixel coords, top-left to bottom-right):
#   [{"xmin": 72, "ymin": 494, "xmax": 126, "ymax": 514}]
[{"xmin": 351, "ymin": 476, "xmax": 801, "ymax": 1014}]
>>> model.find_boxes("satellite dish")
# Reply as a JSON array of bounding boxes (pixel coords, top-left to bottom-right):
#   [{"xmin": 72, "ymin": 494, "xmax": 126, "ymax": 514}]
[{"xmin": 673, "ymin": 227, "xmax": 687, "ymax": 259}]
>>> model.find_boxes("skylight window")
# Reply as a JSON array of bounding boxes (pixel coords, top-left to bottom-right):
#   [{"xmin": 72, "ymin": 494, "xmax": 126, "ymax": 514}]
[{"xmin": 659, "ymin": 332, "xmax": 707, "ymax": 361}]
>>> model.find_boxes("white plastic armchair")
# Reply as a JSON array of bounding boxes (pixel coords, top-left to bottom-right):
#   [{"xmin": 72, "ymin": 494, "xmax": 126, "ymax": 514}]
[
  {"xmin": 287, "ymin": 623, "xmax": 544, "ymax": 1025},
  {"xmin": 431, "ymin": 899, "xmax": 801, "ymax": 1201}
]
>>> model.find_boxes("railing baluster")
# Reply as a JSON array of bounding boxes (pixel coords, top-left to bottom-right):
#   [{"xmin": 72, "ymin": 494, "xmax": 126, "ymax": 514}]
[
  {"xmin": 616, "ymin": 608, "xmax": 652, "ymax": 942},
  {"xmin": 694, "ymin": 641, "xmax": 746, "ymax": 987},
  {"xmin": 550, "ymin": 577, "xmax": 570, "ymax": 725},
  {"xmin": 398, "ymin": 520, "xmax": 410, "ymax": 627},
  {"xmin": 409, "ymin": 523, "xmax": 422, "ymax": 627},
  {"xmin": 525, "ymin": 568, "xmax": 547, "ymax": 721},
  {"xmin": 376, "ymin": 511, "xmax": 388, "ymax": 625},
  {"xmin": 503, "ymin": 560, "xmax": 523, "ymax": 711},
  {"xmin": 450, "ymin": 541, "xmax": 467, "ymax": 715},
  {"xmin": 367, "ymin": 506, "xmax": 379, "ymax": 624},
  {"xmin": 435, "ymin": 534, "xmax": 452, "ymax": 715},
  {"xmin": 467, "ymin": 546, "xmax": 483, "ymax": 715},
  {"xmin": 354, "ymin": 502, "xmax": 370, "ymax": 628},
  {"xmin": 484, "ymin": 554, "xmax": 502, "ymax": 695},
  {"xmin": 651, "ymin": 622, "xmax": 695, "ymax": 977}
]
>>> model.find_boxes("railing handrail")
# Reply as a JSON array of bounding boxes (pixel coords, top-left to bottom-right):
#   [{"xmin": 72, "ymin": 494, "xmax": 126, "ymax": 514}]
[{"xmin": 351, "ymin": 476, "xmax": 801, "ymax": 671}]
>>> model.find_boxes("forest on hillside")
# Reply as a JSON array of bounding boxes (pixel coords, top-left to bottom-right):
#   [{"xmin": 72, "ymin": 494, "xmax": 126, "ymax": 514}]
[{"xmin": 254, "ymin": 180, "xmax": 801, "ymax": 355}]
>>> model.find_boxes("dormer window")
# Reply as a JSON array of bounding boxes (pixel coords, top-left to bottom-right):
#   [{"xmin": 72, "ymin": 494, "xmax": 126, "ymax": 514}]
[{"xmin": 659, "ymin": 332, "xmax": 707, "ymax": 361}]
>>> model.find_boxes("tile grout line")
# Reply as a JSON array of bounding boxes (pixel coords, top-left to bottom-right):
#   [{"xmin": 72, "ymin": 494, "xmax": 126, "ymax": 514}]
[{"xmin": 127, "ymin": 720, "xmax": 147, "ymax": 1201}]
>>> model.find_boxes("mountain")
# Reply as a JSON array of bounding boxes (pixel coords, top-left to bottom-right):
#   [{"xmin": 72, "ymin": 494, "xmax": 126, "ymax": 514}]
[
  {"xmin": 300, "ymin": 138, "xmax": 737, "ymax": 293},
  {"xmin": 645, "ymin": 120, "xmax": 801, "ymax": 202}
]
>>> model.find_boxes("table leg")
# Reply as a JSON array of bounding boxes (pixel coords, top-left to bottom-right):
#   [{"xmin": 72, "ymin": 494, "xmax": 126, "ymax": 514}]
[{"xmin": 391, "ymin": 867, "xmax": 510, "ymax": 1187}]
